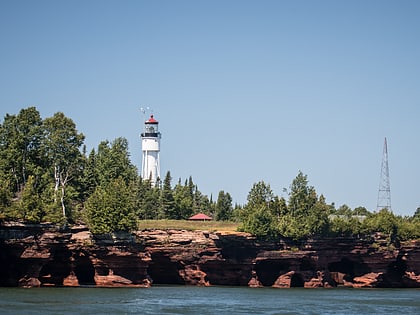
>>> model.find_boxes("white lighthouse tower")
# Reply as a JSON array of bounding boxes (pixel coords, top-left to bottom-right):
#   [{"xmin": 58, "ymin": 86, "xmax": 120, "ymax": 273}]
[{"xmin": 141, "ymin": 114, "xmax": 161, "ymax": 186}]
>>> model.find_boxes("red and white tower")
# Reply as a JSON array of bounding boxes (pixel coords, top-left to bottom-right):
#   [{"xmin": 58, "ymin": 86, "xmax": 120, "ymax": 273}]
[{"xmin": 141, "ymin": 115, "xmax": 161, "ymax": 185}]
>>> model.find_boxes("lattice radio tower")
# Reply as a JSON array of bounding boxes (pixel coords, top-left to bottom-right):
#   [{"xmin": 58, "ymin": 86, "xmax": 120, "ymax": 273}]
[{"xmin": 376, "ymin": 137, "xmax": 392, "ymax": 211}]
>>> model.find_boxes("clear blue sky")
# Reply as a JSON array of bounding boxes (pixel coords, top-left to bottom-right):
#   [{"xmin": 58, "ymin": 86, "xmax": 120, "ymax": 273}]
[{"xmin": 1, "ymin": 0, "xmax": 419, "ymax": 216}]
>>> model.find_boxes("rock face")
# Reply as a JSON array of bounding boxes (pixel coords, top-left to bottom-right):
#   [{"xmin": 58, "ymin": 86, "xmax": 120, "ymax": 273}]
[{"xmin": 1, "ymin": 224, "xmax": 420, "ymax": 288}]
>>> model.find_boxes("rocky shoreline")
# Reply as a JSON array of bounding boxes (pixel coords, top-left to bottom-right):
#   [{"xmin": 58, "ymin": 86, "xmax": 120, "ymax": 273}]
[{"xmin": 1, "ymin": 224, "xmax": 419, "ymax": 288}]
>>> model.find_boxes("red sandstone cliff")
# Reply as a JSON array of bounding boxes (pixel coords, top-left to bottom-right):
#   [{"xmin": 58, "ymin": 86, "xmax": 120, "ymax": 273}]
[{"xmin": 1, "ymin": 224, "xmax": 419, "ymax": 288}]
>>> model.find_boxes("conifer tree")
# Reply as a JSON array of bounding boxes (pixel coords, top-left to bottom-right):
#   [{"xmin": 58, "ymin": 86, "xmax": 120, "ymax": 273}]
[
  {"xmin": 160, "ymin": 171, "xmax": 176, "ymax": 219},
  {"xmin": 81, "ymin": 149, "xmax": 98, "ymax": 199},
  {"xmin": 215, "ymin": 190, "xmax": 233, "ymax": 221},
  {"xmin": 239, "ymin": 181, "xmax": 278, "ymax": 237},
  {"xmin": 95, "ymin": 138, "xmax": 137, "ymax": 186},
  {"xmin": 18, "ymin": 175, "xmax": 43, "ymax": 223},
  {"xmin": 85, "ymin": 177, "xmax": 137, "ymax": 234},
  {"xmin": 173, "ymin": 178, "xmax": 194, "ymax": 219}
]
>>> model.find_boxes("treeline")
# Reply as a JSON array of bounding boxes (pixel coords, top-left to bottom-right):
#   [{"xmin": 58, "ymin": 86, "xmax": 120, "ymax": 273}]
[
  {"xmin": 0, "ymin": 107, "xmax": 232, "ymax": 233},
  {"xmin": 237, "ymin": 174, "xmax": 420, "ymax": 242},
  {"xmin": 1, "ymin": 107, "xmax": 419, "ymax": 241}
]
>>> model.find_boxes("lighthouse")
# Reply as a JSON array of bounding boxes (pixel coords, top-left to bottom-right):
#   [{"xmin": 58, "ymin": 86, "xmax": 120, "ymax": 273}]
[{"xmin": 140, "ymin": 114, "xmax": 161, "ymax": 186}]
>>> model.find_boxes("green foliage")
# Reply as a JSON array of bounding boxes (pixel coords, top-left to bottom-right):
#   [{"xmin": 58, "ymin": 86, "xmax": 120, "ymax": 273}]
[
  {"xmin": 0, "ymin": 178, "xmax": 12, "ymax": 213},
  {"xmin": 413, "ymin": 207, "xmax": 420, "ymax": 221},
  {"xmin": 160, "ymin": 171, "xmax": 177, "ymax": 219},
  {"xmin": 43, "ymin": 112, "xmax": 85, "ymax": 169},
  {"xmin": 329, "ymin": 216, "xmax": 364, "ymax": 237},
  {"xmin": 85, "ymin": 178, "xmax": 137, "ymax": 234},
  {"xmin": 336, "ymin": 204, "xmax": 352, "ymax": 216},
  {"xmin": 95, "ymin": 138, "xmax": 137, "ymax": 186},
  {"xmin": 17, "ymin": 176, "xmax": 44, "ymax": 223},
  {"xmin": 270, "ymin": 196, "xmax": 288, "ymax": 218},
  {"xmin": 0, "ymin": 107, "xmax": 44, "ymax": 194},
  {"xmin": 239, "ymin": 181, "xmax": 279, "ymax": 237},
  {"xmin": 287, "ymin": 171, "xmax": 317, "ymax": 217},
  {"xmin": 307, "ymin": 196, "xmax": 331, "ymax": 236},
  {"xmin": 80, "ymin": 149, "xmax": 98, "ymax": 199},
  {"xmin": 353, "ymin": 206, "xmax": 370, "ymax": 216},
  {"xmin": 240, "ymin": 204, "xmax": 278, "ymax": 239},
  {"xmin": 175, "ymin": 185, "xmax": 194, "ymax": 219},
  {"xmin": 363, "ymin": 209, "xmax": 398, "ymax": 239},
  {"xmin": 136, "ymin": 178, "xmax": 161, "ymax": 220},
  {"xmin": 396, "ymin": 217, "xmax": 420, "ymax": 241},
  {"xmin": 360, "ymin": 209, "xmax": 420, "ymax": 242},
  {"xmin": 0, "ymin": 107, "xmax": 86, "ymax": 223},
  {"xmin": 214, "ymin": 190, "xmax": 233, "ymax": 221},
  {"xmin": 193, "ymin": 189, "xmax": 212, "ymax": 217},
  {"xmin": 43, "ymin": 112, "xmax": 85, "ymax": 219},
  {"xmin": 1, "ymin": 107, "xmax": 420, "ymax": 242},
  {"xmin": 277, "ymin": 214, "xmax": 309, "ymax": 240},
  {"xmin": 279, "ymin": 173, "xmax": 330, "ymax": 239},
  {"xmin": 245, "ymin": 181, "xmax": 274, "ymax": 210},
  {"xmin": 242, "ymin": 174, "xmax": 332, "ymax": 240},
  {"xmin": 172, "ymin": 177, "xmax": 205, "ymax": 219}
]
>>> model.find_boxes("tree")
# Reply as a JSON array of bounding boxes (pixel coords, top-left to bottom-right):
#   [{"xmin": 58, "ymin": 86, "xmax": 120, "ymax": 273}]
[
  {"xmin": 241, "ymin": 204, "xmax": 278, "ymax": 239},
  {"xmin": 353, "ymin": 206, "xmax": 370, "ymax": 216},
  {"xmin": 85, "ymin": 177, "xmax": 137, "ymax": 234},
  {"xmin": 95, "ymin": 138, "xmax": 138, "ymax": 186},
  {"xmin": 268, "ymin": 195, "xmax": 288, "ymax": 220},
  {"xmin": 239, "ymin": 181, "xmax": 278, "ymax": 237},
  {"xmin": 308, "ymin": 194, "xmax": 330, "ymax": 236},
  {"xmin": 240, "ymin": 173, "xmax": 332, "ymax": 240},
  {"xmin": 394, "ymin": 215, "xmax": 420, "ymax": 241},
  {"xmin": 160, "ymin": 171, "xmax": 176, "ymax": 219},
  {"xmin": 43, "ymin": 112, "xmax": 85, "ymax": 219},
  {"xmin": 246, "ymin": 181, "xmax": 274, "ymax": 210},
  {"xmin": 136, "ymin": 178, "xmax": 161, "ymax": 220},
  {"xmin": 192, "ymin": 189, "xmax": 211, "ymax": 216},
  {"xmin": 17, "ymin": 175, "xmax": 43, "ymax": 223},
  {"xmin": 0, "ymin": 178, "xmax": 12, "ymax": 215},
  {"xmin": 362, "ymin": 209, "xmax": 398, "ymax": 242},
  {"xmin": 231, "ymin": 203, "xmax": 243, "ymax": 222},
  {"xmin": 281, "ymin": 172, "xmax": 331, "ymax": 238},
  {"xmin": 287, "ymin": 171, "xmax": 317, "ymax": 217},
  {"xmin": 80, "ymin": 149, "xmax": 98, "ymax": 200},
  {"xmin": 215, "ymin": 190, "xmax": 233, "ymax": 221},
  {"xmin": 0, "ymin": 107, "xmax": 44, "ymax": 194},
  {"xmin": 277, "ymin": 213, "xmax": 309, "ymax": 240},
  {"xmin": 173, "ymin": 178, "xmax": 194, "ymax": 219},
  {"xmin": 413, "ymin": 206, "xmax": 420, "ymax": 221},
  {"xmin": 336, "ymin": 204, "xmax": 352, "ymax": 216}
]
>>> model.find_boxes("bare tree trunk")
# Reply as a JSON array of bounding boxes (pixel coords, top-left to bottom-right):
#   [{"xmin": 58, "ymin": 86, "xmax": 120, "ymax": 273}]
[
  {"xmin": 60, "ymin": 172, "xmax": 69, "ymax": 219},
  {"xmin": 61, "ymin": 185, "xmax": 66, "ymax": 218},
  {"xmin": 54, "ymin": 165, "xmax": 60, "ymax": 203}
]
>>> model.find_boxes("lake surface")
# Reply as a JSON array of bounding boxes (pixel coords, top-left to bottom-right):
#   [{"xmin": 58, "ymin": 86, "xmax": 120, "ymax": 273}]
[{"xmin": 0, "ymin": 286, "xmax": 419, "ymax": 315}]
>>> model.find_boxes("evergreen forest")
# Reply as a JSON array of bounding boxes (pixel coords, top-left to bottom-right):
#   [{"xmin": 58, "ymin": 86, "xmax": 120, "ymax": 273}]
[{"xmin": 1, "ymin": 107, "xmax": 419, "ymax": 241}]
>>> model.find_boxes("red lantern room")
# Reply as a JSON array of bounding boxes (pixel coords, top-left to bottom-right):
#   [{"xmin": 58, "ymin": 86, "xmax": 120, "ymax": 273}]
[{"xmin": 142, "ymin": 115, "xmax": 159, "ymax": 136}]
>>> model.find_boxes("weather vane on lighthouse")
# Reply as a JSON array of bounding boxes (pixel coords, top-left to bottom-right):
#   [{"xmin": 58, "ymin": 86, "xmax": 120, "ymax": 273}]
[{"xmin": 140, "ymin": 107, "xmax": 161, "ymax": 186}]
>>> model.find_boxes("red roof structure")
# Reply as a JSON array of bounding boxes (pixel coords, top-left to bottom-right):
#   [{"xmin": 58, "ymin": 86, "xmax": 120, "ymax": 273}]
[
  {"xmin": 188, "ymin": 213, "xmax": 213, "ymax": 221},
  {"xmin": 146, "ymin": 115, "xmax": 158, "ymax": 124}
]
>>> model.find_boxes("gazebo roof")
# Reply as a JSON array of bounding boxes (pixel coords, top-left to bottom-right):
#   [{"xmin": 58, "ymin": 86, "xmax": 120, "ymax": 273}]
[{"xmin": 188, "ymin": 213, "xmax": 213, "ymax": 221}]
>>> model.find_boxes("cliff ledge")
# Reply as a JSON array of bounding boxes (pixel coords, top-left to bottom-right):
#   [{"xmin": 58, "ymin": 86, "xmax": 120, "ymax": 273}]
[{"xmin": 1, "ymin": 224, "xmax": 419, "ymax": 288}]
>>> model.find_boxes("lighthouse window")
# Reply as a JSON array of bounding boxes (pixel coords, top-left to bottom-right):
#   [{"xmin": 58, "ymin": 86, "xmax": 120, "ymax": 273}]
[{"xmin": 146, "ymin": 125, "xmax": 155, "ymax": 133}]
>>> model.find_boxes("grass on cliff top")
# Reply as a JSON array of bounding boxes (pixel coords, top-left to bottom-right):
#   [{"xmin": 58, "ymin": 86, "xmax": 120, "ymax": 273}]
[{"xmin": 137, "ymin": 220, "xmax": 239, "ymax": 233}]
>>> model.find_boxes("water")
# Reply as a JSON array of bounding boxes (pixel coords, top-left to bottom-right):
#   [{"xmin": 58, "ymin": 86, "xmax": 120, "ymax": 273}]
[{"xmin": 0, "ymin": 286, "xmax": 419, "ymax": 315}]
